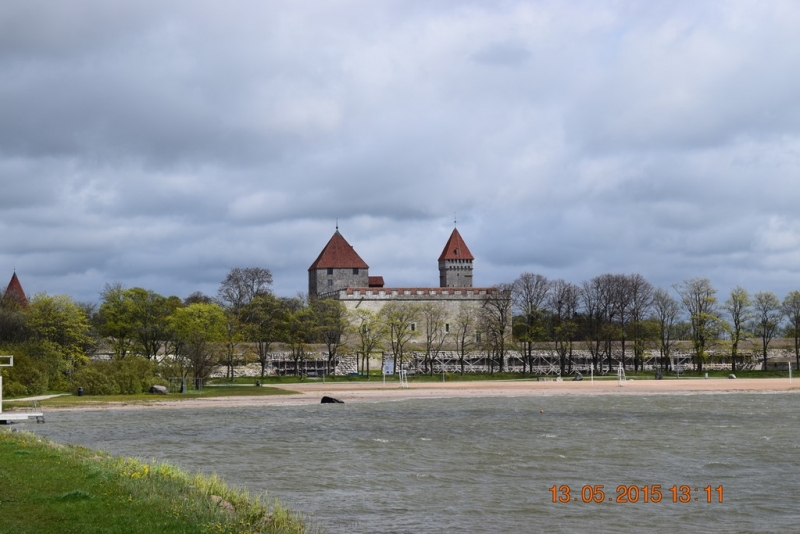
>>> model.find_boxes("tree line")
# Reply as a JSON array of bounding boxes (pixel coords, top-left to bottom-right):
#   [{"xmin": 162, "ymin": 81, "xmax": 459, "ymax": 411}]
[
  {"xmin": 510, "ymin": 273, "xmax": 800, "ymax": 375},
  {"xmin": 2, "ymin": 268, "xmax": 798, "ymax": 396}
]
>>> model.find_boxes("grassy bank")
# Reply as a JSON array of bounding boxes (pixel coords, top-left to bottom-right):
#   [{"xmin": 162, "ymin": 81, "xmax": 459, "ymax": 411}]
[{"xmin": 0, "ymin": 429, "xmax": 315, "ymax": 534}]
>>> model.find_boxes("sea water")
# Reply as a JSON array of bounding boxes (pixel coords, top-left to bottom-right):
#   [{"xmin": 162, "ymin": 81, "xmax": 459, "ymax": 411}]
[{"xmin": 27, "ymin": 393, "xmax": 800, "ymax": 533}]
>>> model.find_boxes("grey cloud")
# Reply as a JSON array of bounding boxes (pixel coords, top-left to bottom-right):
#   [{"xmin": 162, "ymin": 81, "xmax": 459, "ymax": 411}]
[
  {"xmin": 2, "ymin": 1, "xmax": 800, "ymax": 304},
  {"xmin": 472, "ymin": 41, "xmax": 531, "ymax": 66}
]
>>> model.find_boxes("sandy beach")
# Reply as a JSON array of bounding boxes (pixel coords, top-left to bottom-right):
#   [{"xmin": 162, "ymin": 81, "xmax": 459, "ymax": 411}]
[{"xmin": 39, "ymin": 377, "xmax": 800, "ymax": 411}]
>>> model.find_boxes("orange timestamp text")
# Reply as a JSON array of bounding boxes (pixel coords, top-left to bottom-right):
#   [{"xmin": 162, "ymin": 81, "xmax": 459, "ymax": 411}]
[{"xmin": 549, "ymin": 484, "xmax": 723, "ymax": 504}]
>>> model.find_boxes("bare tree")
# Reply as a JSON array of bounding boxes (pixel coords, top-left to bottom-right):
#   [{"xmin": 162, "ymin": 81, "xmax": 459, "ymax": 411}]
[
  {"xmin": 350, "ymin": 309, "xmax": 386, "ymax": 376},
  {"xmin": 722, "ymin": 286, "xmax": 751, "ymax": 373},
  {"xmin": 547, "ymin": 279, "xmax": 579, "ymax": 375},
  {"xmin": 752, "ymin": 291, "xmax": 783, "ymax": 371},
  {"xmin": 218, "ymin": 267, "xmax": 273, "ymax": 312},
  {"xmin": 381, "ymin": 302, "xmax": 418, "ymax": 373},
  {"xmin": 420, "ymin": 302, "xmax": 449, "ymax": 375},
  {"xmin": 283, "ymin": 298, "xmax": 315, "ymax": 376},
  {"xmin": 184, "ymin": 291, "xmax": 213, "ymax": 305},
  {"xmin": 582, "ymin": 275, "xmax": 622, "ymax": 373},
  {"xmin": 651, "ymin": 288, "xmax": 680, "ymax": 370},
  {"xmin": 782, "ymin": 290, "xmax": 800, "ymax": 371},
  {"xmin": 580, "ymin": 277, "xmax": 603, "ymax": 372},
  {"xmin": 674, "ymin": 278, "xmax": 720, "ymax": 373},
  {"xmin": 480, "ymin": 284, "xmax": 513, "ymax": 373},
  {"xmin": 313, "ymin": 298, "xmax": 348, "ymax": 374},
  {"xmin": 217, "ymin": 267, "xmax": 274, "ymax": 379},
  {"xmin": 453, "ymin": 302, "xmax": 477, "ymax": 375},
  {"xmin": 625, "ymin": 274, "xmax": 653, "ymax": 371},
  {"xmin": 512, "ymin": 273, "xmax": 550, "ymax": 374}
]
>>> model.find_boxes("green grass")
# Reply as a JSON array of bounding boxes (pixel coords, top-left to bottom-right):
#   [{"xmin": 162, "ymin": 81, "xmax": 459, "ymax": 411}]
[
  {"xmin": 0, "ymin": 429, "xmax": 315, "ymax": 534},
  {"xmin": 4, "ymin": 385, "xmax": 299, "ymax": 410}
]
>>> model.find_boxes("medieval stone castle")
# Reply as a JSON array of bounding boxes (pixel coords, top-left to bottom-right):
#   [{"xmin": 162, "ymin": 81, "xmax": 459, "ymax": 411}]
[{"xmin": 308, "ymin": 227, "xmax": 502, "ymax": 319}]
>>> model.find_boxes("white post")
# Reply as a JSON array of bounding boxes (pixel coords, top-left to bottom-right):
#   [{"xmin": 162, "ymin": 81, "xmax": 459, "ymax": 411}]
[
  {"xmin": 0, "ymin": 355, "xmax": 13, "ymax": 414},
  {"xmin": 790, "ymin": 362, "xmax": 792, "ymax": 384}
]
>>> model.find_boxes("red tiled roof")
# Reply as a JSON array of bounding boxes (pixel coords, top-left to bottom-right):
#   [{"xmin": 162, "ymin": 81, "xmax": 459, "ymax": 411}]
[
  {"xmin": 368, "ymin": 276, "xmax": 384, "ymax": 287},
  {"xmin": 5, "ymin": 272, "xmax": 28, "ymax": 307},
  {"xmin": 308, "ymin": 231, "xmax": 369, "ymax": 270},
  {"xmin": 438, "ymin": 228, "xmax": 474, "ymax": 261}
]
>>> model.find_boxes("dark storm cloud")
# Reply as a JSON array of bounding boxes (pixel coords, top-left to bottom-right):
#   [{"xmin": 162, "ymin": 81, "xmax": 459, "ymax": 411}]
[{"xmin": 1, "ymin": 1, "xmax": 800, "ymax": 303}]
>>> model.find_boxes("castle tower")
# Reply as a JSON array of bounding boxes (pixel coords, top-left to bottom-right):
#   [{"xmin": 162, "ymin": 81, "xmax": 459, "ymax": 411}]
[
  {"xmin": 308, "ymin": 230, "xmax": 369, "ymax": 299},
  {"xmin": 438, "ymin": 228, "xmax": 474, "ymax": 287},
  {"xmin": 4, "ymin": 271, "xmax": 28, "ymax": 308}
]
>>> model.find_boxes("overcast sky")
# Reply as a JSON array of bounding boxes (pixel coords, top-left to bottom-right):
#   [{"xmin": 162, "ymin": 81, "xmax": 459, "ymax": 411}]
[{"xmin": 2, "ymin": 1, "xmax": 800, "ymax": 304}]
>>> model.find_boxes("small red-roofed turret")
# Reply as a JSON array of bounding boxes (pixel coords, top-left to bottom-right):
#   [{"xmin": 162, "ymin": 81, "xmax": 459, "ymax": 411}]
[{"xmin": 4, "ymin": 271, "xmax": 28, "ymax": 308}]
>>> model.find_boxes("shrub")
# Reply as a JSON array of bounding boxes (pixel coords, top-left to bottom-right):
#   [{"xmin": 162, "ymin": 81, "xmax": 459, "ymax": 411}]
[
  {"xmin": 70, "ymin": 357, "xmax": 163, "ymax": 395},
  {"xmin": 72, "ymin": 365, "xmax": 120, "ymax": 395}
]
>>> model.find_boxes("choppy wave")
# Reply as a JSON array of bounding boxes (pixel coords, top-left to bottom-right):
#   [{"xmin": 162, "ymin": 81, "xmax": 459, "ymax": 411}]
[{"xmin": 28, "ymin": 393, "xmax": 800, "ymax": 533}]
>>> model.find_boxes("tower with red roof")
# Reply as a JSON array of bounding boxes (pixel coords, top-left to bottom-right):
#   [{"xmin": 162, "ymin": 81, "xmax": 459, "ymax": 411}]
[
  {"xmin": 4, "ymin": 271, "xmax": 28, "ymax": 308},
  {"xmin": 308, "ymin": 230, "xmax": 370, "ymax": 299},
  {"xmin": 438, "ymin": 228, "xmax": 474, "ymax": 288}
]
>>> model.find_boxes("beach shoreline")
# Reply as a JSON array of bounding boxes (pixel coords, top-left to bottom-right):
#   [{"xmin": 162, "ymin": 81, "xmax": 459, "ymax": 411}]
[{"xmin": 37, "ymin": 377, "xmax": 800, "ymax": 411}]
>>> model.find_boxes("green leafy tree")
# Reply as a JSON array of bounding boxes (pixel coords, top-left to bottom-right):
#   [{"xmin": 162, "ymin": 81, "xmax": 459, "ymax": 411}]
[
  {"xmin": 128, "ymin": 288, "xmax": 180, "ymax": 361},
  {"xmin": 97, "ymin": 282, "xmax": 134, "ymax": 360},
  {"xmin": 169, "ymin": 303, "xmax": 226, "ymax": 387},
  {"xmin": 674, "ymin": 278, "xmax": 720, "ymax": 373},
  {"xmin": 242, "ymin": 293, "xmax": 286, "ymax": 378},
  {"xmin": 97, "ymin": 285, "xmax": 179, "ymax": 361},
  {"xmin": 722, "ymin": 286, "xmax": 751, "ymax": 373},
  {"xmin": 26, "ymin": 293, "xmax": 93, "ymax": 378}
]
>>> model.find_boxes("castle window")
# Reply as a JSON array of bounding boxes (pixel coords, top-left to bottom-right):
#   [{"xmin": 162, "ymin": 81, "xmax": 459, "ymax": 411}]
[
  {"xmin": 476, "ymin": 332, "xmax": 482, "ymax": 343},
  {"xmin": 445, "ymin": 323, "xmax": 450, "ymax": 333},
  {"xmin": 327, "ymin": 268, "xmax": 333, "ymax": 275},
  {"xmin": 327, "ymin": 279, "xmax": 333, "ymax": 287},
  {"xmin": 353, "ymin": 268, "xmax": 359, "ymax": 275},
  {"xmin": 411, "ymin": 323, "xmax": 416, "ymax": 332}
]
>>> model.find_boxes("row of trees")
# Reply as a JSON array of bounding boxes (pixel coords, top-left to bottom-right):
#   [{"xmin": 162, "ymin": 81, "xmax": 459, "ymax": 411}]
[
  {"xmin": 3, "ymin": 267, "xmax": 799, "ymax": 396},
  {"xmin": 510, "ymin": 273, "xmax": 800, "ymax": 374}
]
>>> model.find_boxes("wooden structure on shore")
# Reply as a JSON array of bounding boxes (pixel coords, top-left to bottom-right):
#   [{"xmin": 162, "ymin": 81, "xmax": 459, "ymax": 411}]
[{"xmin": 0, "ymin": 356, "xmax": 45, "ymax": 424}]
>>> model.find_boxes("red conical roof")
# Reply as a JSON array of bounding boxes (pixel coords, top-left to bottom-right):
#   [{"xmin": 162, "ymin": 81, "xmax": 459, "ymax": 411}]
[
  {"xmin": 5, "ymin": 271, "xmax": 28, "ymax": 307},
  {"xmin": 308, "ymin": 231, "xmax": 369, "ymax": 270},
  {"xmin": 438, "ymin": 228, "xmax": 474, "ymax": 261}
]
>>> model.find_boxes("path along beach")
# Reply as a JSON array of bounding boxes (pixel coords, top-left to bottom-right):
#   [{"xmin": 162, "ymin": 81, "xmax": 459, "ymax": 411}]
[{"xmin": 43, "ymin": 377, "xmax": 800, "ymax": 411}]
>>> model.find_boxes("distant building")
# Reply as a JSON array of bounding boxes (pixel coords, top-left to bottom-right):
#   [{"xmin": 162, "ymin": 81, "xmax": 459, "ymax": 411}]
[
  {"xmin": 438, "ymin": 227, "xmax": 474, "ymax": 288},
  {"xmin": 308, "ymin": 226, "xmax": 504, "ymax": 321},
  {"xmin": 3, "ymin": 271, "xmax": 28, "ymax": 308}
]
